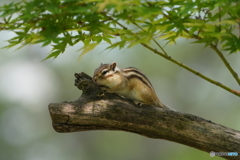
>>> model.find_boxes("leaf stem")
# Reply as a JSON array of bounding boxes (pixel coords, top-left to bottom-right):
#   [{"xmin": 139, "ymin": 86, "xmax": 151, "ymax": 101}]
[
  {"xmin": 127, "ymin": 18, "xmax": 168, "ymax": 56},
  {"xmin": 210, "ymin": 44, "xmax": 240, "ymax": 86},
  {"xmin": 163, "ymin": 12, "xmax": 240, "ymax": 86},
  {"xmin": 184, "ymin": 28, "xmax": 240, "ymax": 86},
  {"xmin": 182, "ymin": 27, "xmax": 240, "ymax": 86},
  {"xmin": 141, "ymin": 43, "xmax": 240, "ymax": 97}
]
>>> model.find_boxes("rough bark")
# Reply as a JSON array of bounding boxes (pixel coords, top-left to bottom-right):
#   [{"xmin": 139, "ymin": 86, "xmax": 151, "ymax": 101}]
[{"xmin": 48, "ymin": 72, "xmax": 240, "ymax": 160}]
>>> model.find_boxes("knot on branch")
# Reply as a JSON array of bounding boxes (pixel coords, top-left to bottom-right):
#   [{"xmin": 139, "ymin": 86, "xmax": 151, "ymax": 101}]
[
  {"xmin": 74, "ymin": 72, "xmax": 102, "ymax": 98},
  {"xmin": 74, "ymin": 72, "xmax": 129, "ymax": 102}
]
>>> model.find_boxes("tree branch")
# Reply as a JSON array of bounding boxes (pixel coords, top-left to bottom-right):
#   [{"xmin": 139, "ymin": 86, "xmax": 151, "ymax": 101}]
[{"xmin": 48, "ymin": 72, "xmax": 240, "ymax": 160}]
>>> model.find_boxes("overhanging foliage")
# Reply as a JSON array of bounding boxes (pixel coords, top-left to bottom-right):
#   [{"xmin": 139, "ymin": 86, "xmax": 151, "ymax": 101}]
[
  {"xmin": 0, "ymin": 0, "xmax": 240, "ymax": 60},
  {"xmin": 1, "ymin": 0, "xmax": 240, "ymax": 96}
]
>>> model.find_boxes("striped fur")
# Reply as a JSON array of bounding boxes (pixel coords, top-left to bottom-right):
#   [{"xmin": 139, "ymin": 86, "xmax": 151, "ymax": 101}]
[{"xmin": 123, "ymin": 67, "xmax": 154, "ymax": 91}]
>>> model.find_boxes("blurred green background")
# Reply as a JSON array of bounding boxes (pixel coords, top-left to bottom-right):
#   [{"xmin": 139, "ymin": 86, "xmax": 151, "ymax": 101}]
[{"xmin": 0, "ymin": 1, "xmax": 239, "ymax": 160}]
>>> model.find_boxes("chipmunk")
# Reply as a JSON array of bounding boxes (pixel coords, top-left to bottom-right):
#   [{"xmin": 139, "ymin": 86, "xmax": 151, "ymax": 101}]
[{"xmin": 93, "ymin": 62, "xmax": 168, "ymax": 109}]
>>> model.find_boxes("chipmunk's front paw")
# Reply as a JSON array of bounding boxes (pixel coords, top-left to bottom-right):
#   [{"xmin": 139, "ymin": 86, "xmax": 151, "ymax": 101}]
[{"xmin": 133, "ymin": 100, "xmax": 143, "ymax": 106}]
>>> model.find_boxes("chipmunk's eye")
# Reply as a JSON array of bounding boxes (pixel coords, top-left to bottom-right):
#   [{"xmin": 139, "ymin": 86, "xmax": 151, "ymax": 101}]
[{"xmin": 102, "ymin": 70, "xmax": 108, "ymax": 75}]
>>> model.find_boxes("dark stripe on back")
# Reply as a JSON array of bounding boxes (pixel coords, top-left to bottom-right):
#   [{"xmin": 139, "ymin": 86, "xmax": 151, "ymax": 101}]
[
  {"xmin": 127, "ymin": 75, "xmax": 152, "ymax": 89},
  {"xmin": 124, "ymin": 67, "xmax": 153, "ymax": 88}
]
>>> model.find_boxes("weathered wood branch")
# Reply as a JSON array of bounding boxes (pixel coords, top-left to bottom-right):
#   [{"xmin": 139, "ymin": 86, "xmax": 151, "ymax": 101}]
[{"xmin": 48, "ymin": 72, "xmax": 240, "ymax": 160}]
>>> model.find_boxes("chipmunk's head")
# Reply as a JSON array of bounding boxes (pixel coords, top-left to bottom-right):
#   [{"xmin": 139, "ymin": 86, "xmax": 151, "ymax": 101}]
[{"xmin": 93, "ymin": 62, "xmax": 122, "ymax": 87}]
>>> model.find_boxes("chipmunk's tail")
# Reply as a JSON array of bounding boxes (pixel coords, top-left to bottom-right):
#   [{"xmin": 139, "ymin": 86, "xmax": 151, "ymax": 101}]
[{"xmin": 156, "ymin": 100, "xmax": 173, "ymax": 110}]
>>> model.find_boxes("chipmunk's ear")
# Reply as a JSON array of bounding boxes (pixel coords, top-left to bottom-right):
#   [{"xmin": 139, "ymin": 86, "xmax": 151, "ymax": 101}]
[
  {"xmin": 100, "ymin": 62, "xmax": 103, "ymax": 66},
  {"xmin": 110, "ymin": 62, "xmax": 117, "ymax": 71}
]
